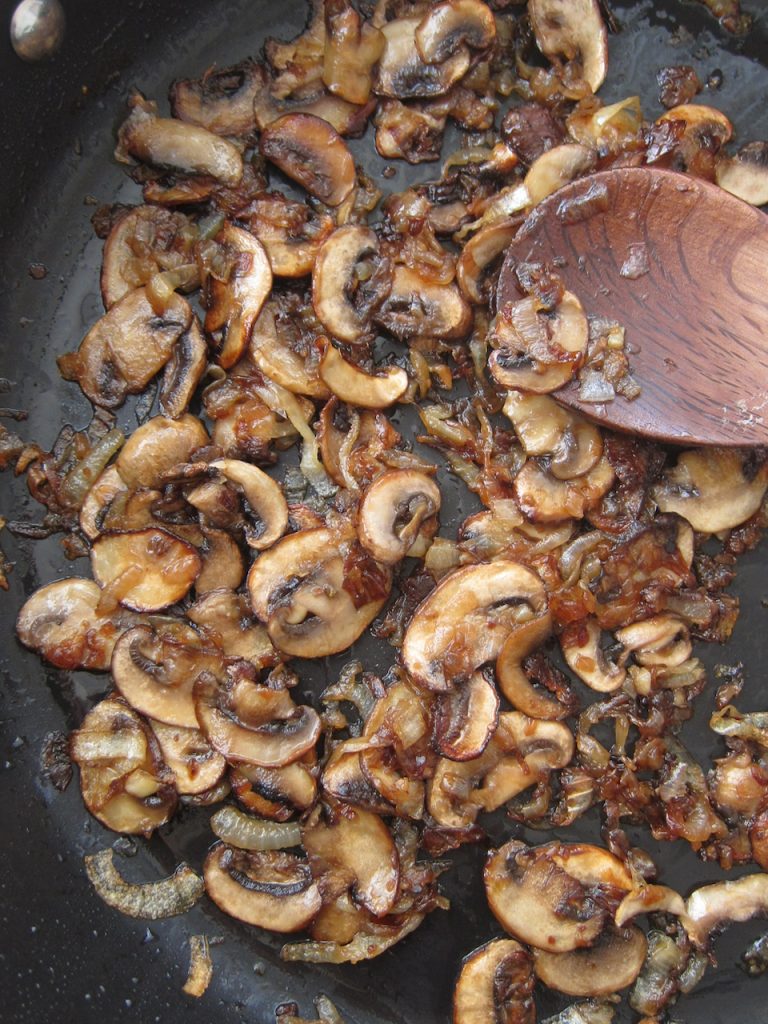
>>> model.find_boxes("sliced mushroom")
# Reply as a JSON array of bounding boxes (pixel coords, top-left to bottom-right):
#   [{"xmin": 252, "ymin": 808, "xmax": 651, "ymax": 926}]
[
  {"xmin": 321, "ymin": 741, "xmax": 395, "ymax": 815},
  {"xmin": 111, "ymin": 623, "xmax": 222, "ymax": 728},
  {"xmin": 260, "ymin": 113, "xmax": 356, "ymax": 207},
  {"xmin": 195, "ymin": 530, "xmax": 245, "ymax": 595},
  {"xmin": 232, "ymin": 759, "xmax": 318, "ymax": 820},
  {"xmin": 375, "ymin": 265, "xmax": 472, "ymax": 341},
  {"xmin": 433, "ymin": 671, "xmax": 500, "ymax": 761},
  {"xmin": 524, "ymin": 143, "xmax": 597, "ymax": 208},
  {"xmin": 91, "ymin": 528, "xmax": 201, "ymax": 612},
  {"xmin": 209, "ymin": 458, "xmax": 288, "ymax": 550},
  {"xmin": 116, "ymin": 414, "xmax": 208, "ymax": 489},
  {"xmin": 302, "ymin": 806, "xmax": 400, "ymax": 917},
  {"xmin": 484, "ymin": 840, "xmax": 633, "ymax": 952},
  {"xmin": 204, "ymin": 222, "xmax": 273, "ymax": 369},
  {"xmin": 374, "ymin": 17, "xmax": 470, "ymax": 99},
  {"xmin": 204, "ymin": 843, "xmax": 322, "ymax": 931},
  {"xmin": 79, "ymin": 466, "xmax": 128, "ymax": 541},
  {"xmin": 16, "ymin": 577, "xmax": 138, "ymax": 671},
  {"xmin": 249, "ymin": 303, "xmax": 328, "ymax": 399},
  {"xmin": 187, "ymin": 589, "xmax": 276, "ymax": 665},
  {"xmin": 651, "ymin": 448, "xmax": 768, "ymax": 533},
  {"xmin": 319, "ymin": 345, "xmax": 408, "ymax": 409},
  {"xmin": 654, "ymin": 103, "xmax": 733, "ymax": 178},
  {"xmin": 194, "ymin": 671, "xmax": 321, "ymax": 768},
  {"xmin": 682, "ymin": 874, "xmax": 768, "ymax": 949},
  {"xmin": 457, "ymin": 220, "xmax": 521, "ymax": 305},
  {"xmin": 149, "ymin": 720, "xmax": 227, "ymax": 795},
  {"xmin": 70, "ymin": 696, "xmax": 177, "ymax": 834},
  {"xmin": 358, "ymin": 469, "xmax": 441, "ymax": 564},
  {"xmin": 247, "ymin": 194, "xmax": 335, "ymax": 278},
  {"xmin": 247, "ymin": 527, "xmax": 391, "ymax": 658},
  {"xmin": 453, "ymin": 938, "xmax": 535, "ymax": 1024},
  {"xmin": 101, "ymin": 205, "xmax": 196, "ymax": 310},
  {"xmin": 323, "ymin": 1, "xmax": 385, "ymax": 105},
  {"xmin": 503, "ymin": 392, "xmax": 603, "ymax": 480},
  {"xmin": 416, "ymin": 0, "xmax": 496, "ymax": 66},
  {"xmin": 533, "ymin": 926, "xmax": 648, "ymax": 996},
  {"xmin": 359, "ymin": 746, "xmax": 425, "ymax": 820},
  {"xmin": 528, "ymin": 0, "xmax": 608, "ymax": 93},
  {"xmin": 57, "ymin": 288, "xmax": 192, "ymax": 408},
  {"xmin": 513, "ymin": 456, "xmax": 615, "ymax": 523},
  {"xmin": 614, "ymin": 615, "xmax": 691, "ymax": 669},
  {"xmin": 402, "ymin": 561, "xmax": 548, "ymax": 692},
  {"xmin": 159, "ymin": 316, "xmax": 208, "ymax": 418},
  {"xmin": 312, "ymin": 225, "xmax": 389, "ymax": 344},
  {"xmin": 615, "ymin": 884, "xmax": 686, "ymax": 927},
  {"xmin": 561, "ymin": 618, "xmax": 626, "ymax": 693},
  {"xmin": 496, "ymin": 612, "xmax": 567, "ymax": 719},
  {"xmin": 116, "ymin": 93, "xmax": 243, "ymax": 184},
  {"xmin": 716, "ymin": 141, "xmax": 768, "ymax": 206},
  {"xmin": 169, "ymin": 59, "xmax": 264, "ymax": 136}
]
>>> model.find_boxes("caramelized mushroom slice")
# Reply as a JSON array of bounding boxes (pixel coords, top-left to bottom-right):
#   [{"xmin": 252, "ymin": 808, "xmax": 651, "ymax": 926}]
[
  {"xmin": 321, "ymin": 742, "xmax": 395, "ymax": 815},
  {"xmin": 195, "ymin": 530, "xmax": 245, "ymax": 595},
  {"xmin": 204, "ymin": 222, "xmax": 273, "ymax": 369},
  {"xmin": 716, "ymin": 141, "xmax": 768, "ymax": 206},
  {"xmin": 614, "ymin": 884, "xmax": 686, "ymax": 927},
  {"xmin": 194, "ymin": 671, "xmax": 321, "ymax": 768},
  {"xmin": 528, "ymin": 0, "xmax": 608, "ymax": 93},
  {"xmin": 149, "ymin": 720, "xmax": 227, "ymax": 795},
  {"xmin": 80, "ymin": 466, "xmax": 128, "ymax": 541},
  {"xmin": 247, "ymin": 528, "xmax": 391, "ymax": 658},
  {"xmin": 416, "ymin": 0, "xmax": 496, "ymax": 65},
  {"xmin": 654, "ymin": 103, "xmax": 733, "ymax": 178},
  {"xmin": 375, "ymin": 17, "xmax": 470, "ymax": 99},
  {"xmin": 58, "ymin": 288, "xmax": 192, "ymax": 408},
  {"xmin": 116, "ymin": 93, "xmax": 243, "ymax": 184},
  {"xmin": 453, "ymin": 938, "xmax": 535, "ymax": 1024},
  {"xmin": 16, "ymin": 577, "xmax": 138, "ymax": 671},
  {"xmin": 434, "ymin": 671, "xmax": 500, "ymax": 761},
  {"xmin": 319, "ymin": 345, "xmax": 408, "ymax": 409},
  {"xmin": 358, "ymin": 470, "xmax": 441, "ymax": 565},
  {"xmin": 359, "ymin": 746, "xmax": 425, "ymax": 820},
  {"xmin": 484, "ymin": 840, "xmax": 633, "ymax": 952},
  {"xmin": 169, "ymin": 59, "xmax": 264, "ymax": 136},
  {"xmin": 204, "ymin": 843, "xmax": 321, "ymax": 931},
  {"xmin": 159, "ymin": 316, "xmax": 208, "ymax": 418},
  {"xmin": 513, "ymin": 456, "xmax": 614, "ymax": 523},
  {"xmin": 91, "ymin": 528, "xmax": 201, "ymax": 612},
  {"xmin": 561, "ymin": 618, "xmax": 626, "ymax": 693},
  {"xmin": 187, "ymin": 589, "xmax": 276, "ymax": 665},
  {"xmin": 312, "ymin": 225, "xmax": 389, "ymax": 343},
  {"xmin": 303, "ymin": 806, "xmax": 400, "ymax": 917},
  {"xmin": 249, "ymin": 304, "xmax": 328, "ymax": 399},
  {"xmin": 496, "ymin": 612, "xmax": 568, "ymax": 720},
  {"xmin": 232, "ymin": 760, "xmax": 318, "ymax": 820},
  {"xmin": 533, "ymin": 926, "xmax": 648, "ymax": 996},
  {"xmin": 682, "ymin": 874, "xmax": 768, "ymax": 949},
  {"xmin": 376, "ymin": 265, "xmax": 472, "ymax": 341},
  {"xmin": 323, "ymin": 0, "xmax": 385, "ymax": 105},
  {"xmin": 111, "ymin": 624, "xmax": 223, "ymax": 728},
  {"xmin": 209, "ymin": 458, "xmax": 288, "ymax": 551},
  {"xmin": 260, "ymin": 113, "xmax": 356, "ymax": 207},
  {"xmin": 651, "ymin": 448, "xmax": 768, "ymax": 533},
  {"xmin": 402, "ymin": 561, "xmax": 548, "ymax": 692},
  {"xmin": 457, "ymin": 221, "xmax": 521, "ymax": 305},
  {"xmin": 116, "ymin": 414, "xmax": 208, "ymax": 489},
  {"xmin": 503, "ymin": 392, "xmax": 602, "ymax": 480},
  {"xmin": 70, "ymin": 696, "xmax": 177, "ymax": 835},
  {"xmin": 247, "ymin": 195, "xmax": 335, "ymax": 278}
]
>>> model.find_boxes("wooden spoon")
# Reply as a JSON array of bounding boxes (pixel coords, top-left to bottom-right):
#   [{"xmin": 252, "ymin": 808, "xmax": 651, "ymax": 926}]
[{"xmin": 497, "ymin": 166, "xmax": 768, "ymax": 446}]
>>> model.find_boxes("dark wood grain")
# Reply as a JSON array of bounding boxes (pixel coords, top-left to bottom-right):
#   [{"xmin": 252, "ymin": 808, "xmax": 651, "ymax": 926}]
[{"xmin": 497, "ymin": 167, "xmax": 768, "ymax": 446}]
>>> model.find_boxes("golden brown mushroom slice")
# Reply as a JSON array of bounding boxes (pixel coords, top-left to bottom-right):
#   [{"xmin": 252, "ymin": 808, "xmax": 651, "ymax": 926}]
[
  {"xmin": 453, "ymin": 938, "xmax": 535, "ymax": 1024},
  {"xmin": 91, "ymin": 528, "xmax": 202, "ymax": 612},
  {"xmin": 111, "ymin": 623, "xmax": 223, "ymax": 728},
  {"xmin": 194, "ymin": 671, "xmax": 321, "ymax": 768},
  {"xmin": 374, "ymin": 17, "xmax": 471, "ymax": 99},
  {"xmin": 247, "ymin": 195, "xmax": 335, "ymax": 279},
  {"xmin": 57, "ymin": 288, "xmax": 192, "ymax": 409},
  {"xmin": 716, "ymin": 141, "xmax": 768, "ymax": 206},
  {"xmin": 416, "ymin": 0, "xmax": 496, "ymax": 66},
  {"xmin": 402, "ymin": 561, "xmax": 548, "ymax": 692},
  {"xmin": 312, "ymin": 225, "xmax": 390, "ymax": 344},
  {"xmin": 496, "ymin": 612, "xmax": 568, "ymax": 720},
  {"xmin": 187, "ymin": 589, "xmax": 276, "ymax": 665},
  {"xmin": 318, "ymin": 345, "xmax": 408, "ymax": 410},
  {"xmin": 195, "ymin": 530, "xmax": 246, "ymax": 595},
  {"xmin": 503, "ymin": 391, "xmax": 603, "ymax": 481},
  {"xmin": 433, "ymin": 671, "xmax": 500, "ymax": 762},
  {"xmin": 533, "ymin": 926, "xmax": 648, "ymax": 997},
  {"xmin": 249, "ymin": 303, "xmax": 329, "ymax": 399},
  {"xmin": 209, "ymin": 458, "xmax": 288, "ymax": 551},
  {"xmin": 528, "ymin": 0, "xmax": 608, "ymax": 93},
  {"xmin": 231, "ymin": 760, "xmax": 318, "ymax": 821},
  {"xmin": 376, "ymin": 265, "xmax": 472, "ymax": 341},
  {"xmin": 204, "ymin": 222, "xmax": 273, "ymax": 369},
  {"xmin": 260, "ymin": 113, "xmax": 356, "ymax": 208},
  {"xmin": 560, "ymin": 618, "xmax": 626, "ymax": 693},
  {"xmin": 484, "ymin": 840, "xmax": 633, "ymax": 953},
  {"xmin": 681, "ymin": 874, "xmax": 768, "ymax": 949},
  {"xmin": 513, "ymin": 456, "xmax": 615, "ymax": 524},
  {"xmin": 457, "ymin": 220, "xmax": 521, "ymax": 305},
  {"xmin": 16, "ymin": 577, "xmax": 138, "ymax": 671},
  {"xmin": 70, "ymin": 696, "xmax": 177, "ymax": 835},
  {"xmin": 321, "ymin": 741, "xmax": 396, "ymax": 816},
  {"xmin": 247, "ymin": 527, "xmax": 391, "ymax": 658},
  {"xmin": 323, "ymin": 1, "xmax": 385, "ymax": 105},
  {"xmin": 148, "ymin": 720, "xmax": 227, "ymax": 796},
  {"xmin": 358, "ymin": 469, "xmax": 441, "ymax": 565},
  {"xmin": 204, "ymin": 843, "xmax": 322, "ymax": 932},
  {"xmin": 169, "ymin": 59, "xmax": 264, "ymax": 137},
  {"xmin": 116, "ymin": 414, "xmax": 209, "ymax": 489},
  {"xmin": 159, "ymin": 316, "xmax": 208, "ymax": 419},
  {"xmin": 302, "ymin": 806, "xmax": 400, "ymax": 918},
  {"xmin": 79, "ymin": 466, "xmax": 129, "ymax": 541}
]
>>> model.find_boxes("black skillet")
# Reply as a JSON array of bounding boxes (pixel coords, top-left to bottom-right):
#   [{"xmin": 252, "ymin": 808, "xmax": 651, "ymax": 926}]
[{"xmin": 1, "ymin": 1, "xmax": 768, "ymax": 1021}]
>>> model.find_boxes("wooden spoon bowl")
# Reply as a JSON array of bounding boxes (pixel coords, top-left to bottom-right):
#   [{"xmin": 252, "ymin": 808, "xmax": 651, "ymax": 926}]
[{"xmin": 497, "ymin": 166, "xmax": 768, "ymax": 446}]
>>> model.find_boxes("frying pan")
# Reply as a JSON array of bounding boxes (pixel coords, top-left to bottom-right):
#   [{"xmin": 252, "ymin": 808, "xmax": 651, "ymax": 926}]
[{"xmin": 1, "ymin": 1, "xmax": 767, "ymax": 1021}]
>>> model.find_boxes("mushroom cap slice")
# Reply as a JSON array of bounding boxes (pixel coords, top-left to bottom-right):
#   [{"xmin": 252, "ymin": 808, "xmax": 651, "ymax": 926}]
[
  {"xmin": 169, "ymin": 59, "xmax": 263, "ymax": 137},
  {"xmin": 375, "ymin": 17, "xmax": 471, "ymax": 99},
  {"xmin": 561, "ymin": 617, "xmax": 626, "ymax": 693},
  {"xmin": 434, "ymin": 671, "xmax": 500, "ymax": 762},
  {"xmin": 260, "ymin": 113, "xmax": 356, "ymax": 207},
  {"xmin": 232, "ymin": 760, "xmax": 318, "ymax": 819},
  {"xmin": 209, "ymin": 458, "xmax": 288, "ymax": 551},
  {"xmin": 716, "ymin": 141, "xmax": 768, "ymax": 207},
  {"xmin": 651, "ymin": 448, "xmax": 768, "ymax": 533},
  {"xmin": 402, "ymin": 561, "xmax": 548, "ymax": 692},
  {"xmin": 91, "ymin": 528, "xmax": 201, "ymax": 612},
  {"xmin": 528, "ymin": 0, "xmax": 608, "ymax": 93},
  {"xmin": 159, "ymin": 316, "xmax": 208, "ymax": 418},
  {"xmin": 149, "ymin": 720, "xmax": 227, "ymax": 795},
  {"xmin": 416, "ymin": 0, "xmax": 496, "ymax": 66},
  {"xmin": 302, "ymin": 806, "xmax": 400, "ymax": 918},
  {"xmin": 204, "ymin": 222, "xmax": 273, "ymax": 369},
  {"xmin": 682, "ymin": 874, "xmax": 768, "ymax": 949},
  {"xmin": 484, "ymin": 840, "xmax": 633, "ymax": 953},
  {"xmin": 312, "ymin": 225, "xmax": 386, "ymax": 343},
  {"xmin": 187, "ymin": 589, "xmax": 276, "ymax": 665},
  {"xmin": 319, "ymin": 345, "xmax": 408, "ymax": 409},
  {"xmin": 496, "ymin": 612, "xmax": 566, "ymax": 720},
  {"xmin": 321, "ymin": 742, "xmax": 395, "ymax": 815},
  {"xmin": 116, "ymin": 414, "xmax": 208, "ymax": 489},
  {"xmin": 248, "ymin": 196, "xmax": 335, "ymax": 279},
  {"xmin": 503, "ymin": 391, "xmax": 602, "ymax": 480},
  {"xmin": 614, "ymin": 884, "xmax": 686, "ymax": 927},
  {"xmin": 533, "ymin": 926, "xmax": 647, "ymax": 996},
  {"xmin": 204, "ymin": 843, "xmax": 322, "ymax": 932},
  {"xmin": 249, "ymin": 303, "xmax": 329, "ymax": 399},
  {"xmin": 513, "ymin": 455, "xmax": 614, "ymax": 523},
  {"xmin": 453, "ymin": 938, "xmax": 535, "ymax": 1024},
  {"xmin": 376, "ymin": 265, "xmax": 472, "ymax": 341},
  {"xmin": 358, "ymin": 469, "xmax": 441, "ymax": 565},
  {"xmin": 457, "ymin": 220, "xmax": 521, "ymax": 305},
  {"xmin": 80, "ymin": 466, "xmax": 128, "ymax": 541}
]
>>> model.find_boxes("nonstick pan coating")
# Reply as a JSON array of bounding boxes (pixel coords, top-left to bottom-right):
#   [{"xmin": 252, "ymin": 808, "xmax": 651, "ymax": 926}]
[{"xmin": 1, "ymin": 1, "xmax": 767, "ymax": 1021}]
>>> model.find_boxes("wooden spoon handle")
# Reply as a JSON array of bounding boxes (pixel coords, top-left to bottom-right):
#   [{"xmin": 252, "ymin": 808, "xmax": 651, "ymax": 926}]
[{"xmin": 498, "ymin": 167, "xmax": 768, "ymax": 446}]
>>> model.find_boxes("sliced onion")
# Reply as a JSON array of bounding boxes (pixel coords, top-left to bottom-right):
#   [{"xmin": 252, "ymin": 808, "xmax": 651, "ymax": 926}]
[
  {"xmin": 59, "ymin": 428, "xmax": 125, "ymax": 509},
  {"xmin": 182, "ymin": 935, "xmax": 214, "ymax": 998},
  {"xmin": 210, "ymin": 805, "xmax": 302, "ymax": 850},
  {"xmin": 281, "ymin": 914, "xmax": 424, "ymax": 963},
  {"xmin": 84, "ymin": 848, "xmax": 204, "ymax": 919}
]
